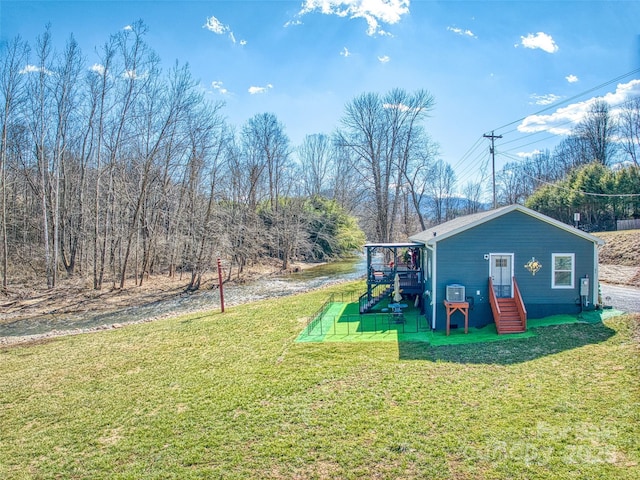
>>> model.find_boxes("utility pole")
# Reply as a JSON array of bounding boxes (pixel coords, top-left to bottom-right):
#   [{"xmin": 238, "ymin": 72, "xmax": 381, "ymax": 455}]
[{"xmin": 483, "ymin": 131, "xmax": 502, "ymax": 209}]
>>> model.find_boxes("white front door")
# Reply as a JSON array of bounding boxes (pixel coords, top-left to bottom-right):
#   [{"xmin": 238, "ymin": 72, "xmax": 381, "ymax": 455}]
[{"xmin": 490, "ymin": 254, "xmax": 513, "ymax": 298}]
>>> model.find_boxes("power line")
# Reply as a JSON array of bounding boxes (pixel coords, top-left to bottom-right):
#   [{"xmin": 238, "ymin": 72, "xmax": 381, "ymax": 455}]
[
  {"xmin": 499, "ymin": 152, "xmax": 640, "ymax": 198},
  {"xmin": 445, "ymin": 68, "xmax": 640, "ymax": 199},
  {"xmin": 455, "ymin": 148, "xmax": 490, "ymax": 185},
  {"xmin": 450, "ymin": 135, "xmax": 485, "ymax": 171},
  {"xmin": 491, "ymin": 67, "xmax": 640, "ymax": 133}
]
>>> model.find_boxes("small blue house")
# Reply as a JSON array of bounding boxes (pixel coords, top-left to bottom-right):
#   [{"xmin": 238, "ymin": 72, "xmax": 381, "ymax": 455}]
[{"xmin": 408, "ymin": 205, "xmax": 604, "ymax": 333}]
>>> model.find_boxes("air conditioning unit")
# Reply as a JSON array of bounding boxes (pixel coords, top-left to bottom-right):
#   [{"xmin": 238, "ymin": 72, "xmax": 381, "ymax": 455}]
[{"xmin": 446, "ymin": 284, "xmax": 465, "ymax": 302}]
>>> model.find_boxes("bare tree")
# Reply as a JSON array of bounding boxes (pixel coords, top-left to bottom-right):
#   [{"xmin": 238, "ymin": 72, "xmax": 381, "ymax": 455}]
[
  {"xmin": 619, "ymin": 96, "xmax": 640, "ymax": 166},
  {"xmin": 574, "ymin": 100, "xmax": 618, "ymax": 166},
  {"xmin": 86, "ymin": 34, "xmax": 118, "ymax": 289},
  {"xmin": 184, "ymin": 103, "xmax": 228, "ymax": 291},
  {"xmin": 107, "ymin": 21, "xmax": 161, "ymax": 289},
  {"xmin": 497, "ymin": 163, "xmax": 528, "ymax": 205},
  {"xmin": 403, "ymin": 134, "xmax": 439, "ymax": 231},
  {"xmin": 327, "ymin": 140, "xmax": 362, "ymax": 213},
  {"xmin": 338, "ymin": 88, "xmax": 435, "ymax": 242},
  {"xmin": 50, "ymin": 35, "xmax": 84, "ymax": 281},
  {"xmin": 426, "ymin": 159, "xmax": 456, "ymax": 224},
  {"xmin": 240, "ymin": 113, "xmax": 293, "ymax": 268},
  {"xmin": 242, "ymin": 113, "xmax": 291, "ymax": 211},
  {"xmin": 461, "ymin": 181, "xmax": 483, "ymax": 214},
  {"xmin": 298, "ymin": 133, "xmax": 332, "ymax": 197},
  {"xmin": 222, "ymin": 135, "xmax": 265, "ymax": 277},
  {"xmin": 0, "ymin": 36, "xmax": 29, "ymax": 289},
  {"xmin": 21, "ymin": 26, "xmax": 57, "ymax": 287},
  {"xmin": 0, "ymin": 23, "xmax": 377, "ymax": 291}
]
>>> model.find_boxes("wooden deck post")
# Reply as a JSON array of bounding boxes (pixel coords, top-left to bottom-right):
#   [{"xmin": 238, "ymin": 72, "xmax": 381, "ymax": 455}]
[{"xmin": 217, "ymin": 258, "xmax": 225, "ymax": 313}]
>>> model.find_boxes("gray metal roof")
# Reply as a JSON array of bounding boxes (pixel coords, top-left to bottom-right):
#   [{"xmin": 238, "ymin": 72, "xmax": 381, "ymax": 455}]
[
  {"xmin": 409, "ymin": 204, "xmax": 605, "ymax": 246},
  {"xmin": 364, "ymin": 242, "xmax": 423, "ymax": 248}
]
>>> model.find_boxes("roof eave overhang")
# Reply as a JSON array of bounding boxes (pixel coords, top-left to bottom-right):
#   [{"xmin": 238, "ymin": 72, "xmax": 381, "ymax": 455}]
[{"xmin": 410, "ymin": 205, "xmax": 605, "ymax": 246}]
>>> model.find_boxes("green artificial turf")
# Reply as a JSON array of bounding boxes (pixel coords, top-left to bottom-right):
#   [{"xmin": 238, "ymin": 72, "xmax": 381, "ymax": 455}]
[
  {"xmin": 1, "ymin": 281, "xmax": 638, "ymax": 479},
  {"xmin": 297, "ymin": 297, "xmax": 430, "ymax": 343},
  {"xmin": 296, "ymin": 297, "xmax": 626, "ymax": 346}
]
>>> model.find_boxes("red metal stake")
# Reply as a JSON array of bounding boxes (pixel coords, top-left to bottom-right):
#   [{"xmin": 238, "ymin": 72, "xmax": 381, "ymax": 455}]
[{"xmin": 217, "ymin": 258, "xmax": 225, "ymax": 313}]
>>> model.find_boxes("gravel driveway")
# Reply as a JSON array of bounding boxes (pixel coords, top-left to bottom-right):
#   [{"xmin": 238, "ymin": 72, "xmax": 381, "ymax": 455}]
[{"xmin": 600, "ymin": 283, "xmax": 640, "ymax": 313}]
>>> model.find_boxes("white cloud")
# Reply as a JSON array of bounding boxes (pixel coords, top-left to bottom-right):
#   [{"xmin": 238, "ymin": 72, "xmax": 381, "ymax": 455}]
[
  {"xmin": 518, "ymin": 79, "xmax": 640, "ymax": 135},
  {"xmin": 19, "ymin": 64, "xmax": 53, "ymax": 75},
  {"xmin": 340, "ymin": 46, "xmax": 351, "ymax": 57},
  {"xmin": 529, "ymin": 93, "xmax": 562, "ymax": 106},
  {"xmin": 123, "ymin": 25, "xmax": 133, "ymax": 31},
  {"xmin": 566, "ymin": 74, "xmax": 579, "ymax": 83},
  {"xmin": 378, "ymin": 55, "xmax": 390, "ymax": 63},
  {"xmin": 284, "ymin": 19, "xmax": 303, "ymax": 28},
  {"xmin": 123, "ymin": 69, "xmax": 148, "ymax": 80},
  {"xmin": 19, "ymin": 64, "xmax": 41, "ymax": 74},
  {"xmin": 212, "ymin": 81, "xmax": 230, "ymax": 95},
  {"xmin": 248, "ymin": 84, "xmax": 273, "ymax": 95},
  {"xmin": 517, "ymin": 149, "xmax": 542, "ymax": 158},
  {"xmin": 519, "ymin": 32, "xmax": 559, "ymax": 53},
  {"xmin": 90, "ymin": 63, "xmax": 105, "ymax": 76},
  {"xmin": 383, "ymin": 102, "xmax": 424, "ymax": 113},
  {"xmin": 203, "ymin": 16, "xmax": 229, "ymax": 35},
  {"xmin": 446, "ymin": 26, "xmax": 477, "ymax": 38},
  {"xmin": 204, "ymin": 15, "xmax": 242, "ymax": 44},
  {"xmin": 298, "ymin": 0, "xmax": 410, "ymax": 36}
]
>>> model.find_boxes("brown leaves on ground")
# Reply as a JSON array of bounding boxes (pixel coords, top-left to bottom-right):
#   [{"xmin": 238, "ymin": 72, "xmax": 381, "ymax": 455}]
[
  {"xmin": 0, "ymin": 261, "xmax": 316, "ymax": 325},
  {"xmin": 595, "ymin": 229, "xmax": 640, "ymax": 267}
]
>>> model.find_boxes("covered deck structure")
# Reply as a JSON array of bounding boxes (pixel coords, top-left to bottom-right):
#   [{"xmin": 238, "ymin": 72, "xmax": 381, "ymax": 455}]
[{"xmin": 359, "ymin": 242, "xmax": 426, "ymax": 314}]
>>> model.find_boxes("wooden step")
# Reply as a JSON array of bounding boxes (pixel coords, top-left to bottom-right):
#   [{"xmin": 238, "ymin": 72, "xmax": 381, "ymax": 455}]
[{"xmin": 495, "ymin": 297, "xmax": 525, "ymax": 334}]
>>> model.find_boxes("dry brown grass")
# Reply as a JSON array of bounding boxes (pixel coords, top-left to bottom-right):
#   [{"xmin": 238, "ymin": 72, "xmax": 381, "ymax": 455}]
[
  {"xmin": 595, "ymin": 229, "xmax": 640, "ymax": 266},
  {"xmin": 595, "ymin": 229, "xmax": 640, "ymax": 288}
]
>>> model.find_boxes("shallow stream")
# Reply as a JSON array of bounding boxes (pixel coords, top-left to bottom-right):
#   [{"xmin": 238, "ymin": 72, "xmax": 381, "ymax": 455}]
[{"xmin": 0, "ymin": 256, "xmax": 367, "ymax": 341}]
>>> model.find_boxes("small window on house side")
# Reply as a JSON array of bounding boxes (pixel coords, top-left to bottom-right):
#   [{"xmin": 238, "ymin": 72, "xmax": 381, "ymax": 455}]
[{"xmin": 552, "ymin": 253, "xmax": 575, "ymax": 289}]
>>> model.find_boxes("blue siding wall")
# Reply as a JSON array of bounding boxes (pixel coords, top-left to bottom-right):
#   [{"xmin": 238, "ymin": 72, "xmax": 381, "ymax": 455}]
[{"xmin": 434, "ymin": 210, "xmax": 596, "ymax": 330}]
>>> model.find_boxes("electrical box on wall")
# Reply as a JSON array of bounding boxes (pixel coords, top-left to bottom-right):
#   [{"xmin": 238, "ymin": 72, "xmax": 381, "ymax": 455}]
[{"xmin": 580, "ymin": 277, "xmax": 589, "ymax": 296}]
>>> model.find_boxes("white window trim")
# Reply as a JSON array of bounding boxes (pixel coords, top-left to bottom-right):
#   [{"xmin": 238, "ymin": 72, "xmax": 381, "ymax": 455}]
[{"xmin": 552, "ymin": 253, "xmax": 575, "ymax": 289}]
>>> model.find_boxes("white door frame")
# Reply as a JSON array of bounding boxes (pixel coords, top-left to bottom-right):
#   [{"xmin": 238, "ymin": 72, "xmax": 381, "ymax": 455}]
[{"xmin": 489, "ymin": 253, "xmax": 514, "ymax": 298}]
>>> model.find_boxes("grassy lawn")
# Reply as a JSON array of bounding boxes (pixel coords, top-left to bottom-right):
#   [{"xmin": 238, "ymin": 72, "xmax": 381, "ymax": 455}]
[{"xmin": 1, "ymin": 282, "xmax": 639, "ymax": 479}]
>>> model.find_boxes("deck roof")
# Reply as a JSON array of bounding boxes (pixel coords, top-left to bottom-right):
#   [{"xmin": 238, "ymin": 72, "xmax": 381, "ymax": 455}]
[{"xmin": 364, "ymin": 242, "xmax": 423, "ymax": 248}]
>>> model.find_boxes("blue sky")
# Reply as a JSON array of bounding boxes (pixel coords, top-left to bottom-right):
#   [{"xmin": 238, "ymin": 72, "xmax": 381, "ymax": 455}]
[{"xmin": 2, "ymin": 0, "xmax": 640, "ymax": 188}]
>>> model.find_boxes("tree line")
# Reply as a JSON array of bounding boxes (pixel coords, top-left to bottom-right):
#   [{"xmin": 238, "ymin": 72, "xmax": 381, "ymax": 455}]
[
  {"xmin": 0, "ymin": 23, "xmax": 369, "ymax": 291},
  {"xmin": 1, "ymin": 23, "xmax": 639, "ymax": 291},
  {"xmin": 0, "ymin": 22, "xmax": 468, "ymax": 291}
]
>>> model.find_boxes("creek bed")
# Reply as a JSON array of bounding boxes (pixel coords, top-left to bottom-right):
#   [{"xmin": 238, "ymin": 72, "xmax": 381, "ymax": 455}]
[{"xmin": 0, "ymin": 257, "xmax": 366, "ymax": 344}]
